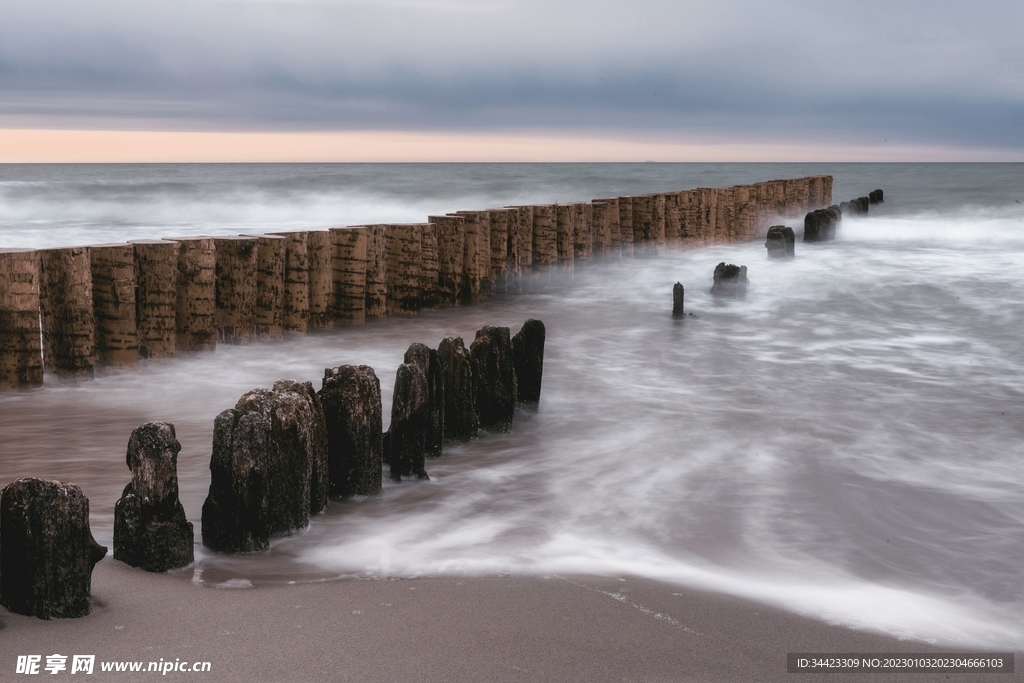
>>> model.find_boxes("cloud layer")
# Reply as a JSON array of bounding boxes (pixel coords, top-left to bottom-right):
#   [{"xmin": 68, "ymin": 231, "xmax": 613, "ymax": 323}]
[{"xmin": 1, "ymin": 0, "xmax": 1022, "ymax": 152}]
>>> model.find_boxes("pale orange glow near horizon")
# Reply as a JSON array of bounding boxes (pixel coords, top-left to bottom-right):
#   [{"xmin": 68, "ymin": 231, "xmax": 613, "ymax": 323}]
[{"xmin": 1, "ymin": 129, "xmax": 1020, "ymax": 164}]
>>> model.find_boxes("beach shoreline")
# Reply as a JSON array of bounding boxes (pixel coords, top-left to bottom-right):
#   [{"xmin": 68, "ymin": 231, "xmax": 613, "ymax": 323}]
[{"xmin": 2, "ymin": 560, "xmax": 1016, "ymax": 682}]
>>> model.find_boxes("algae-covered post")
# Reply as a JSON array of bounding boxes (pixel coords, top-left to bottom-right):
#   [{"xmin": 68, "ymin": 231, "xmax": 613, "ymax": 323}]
[
  {"xmin": 470, "ymin": 325, "xmax": 517, "ymax": 432},
  {"xmin": 404, "ymin": 343, "xmax": 445, "ymax": 458},
  {"xmin": 672, "ymin": 283, "xmax": 685, "ymax": 317},
  {"xmin": 710, "ymin": 262, "xmax": 748, "ymax": 298},
  {"xmin": 438, "ymin": 336, "xmax": 478, "ymax": 442},
  {"xmin": 765, "ymin": 226, "xmax": 796, "ymax": 258},
  {"xmin": 0, "ymin": 249, "xmax": 44, "ymax": 389},
  {"xmin": 511, "ymin": 319, "xmax": 545, "ymax": 404},
  {"xmin": 318, "ymin": 365, "xmax": 383, "ymax": 498},
  {"xmin": 0, "ymin": 477, "xmax": 107, "ymax": 619},
  {"xmin": 113, "ymin": 422, "xmax": 194, "ymax": 572},
  {"xmin": 386, "ymin": 362, "xmax": 430, "ymax": 481}
]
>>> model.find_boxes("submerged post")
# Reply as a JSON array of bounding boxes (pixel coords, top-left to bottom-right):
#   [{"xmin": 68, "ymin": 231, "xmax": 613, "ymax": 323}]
[{"xmin": 672, "ymin": 282, "xmax": 685, "ymax": 317}]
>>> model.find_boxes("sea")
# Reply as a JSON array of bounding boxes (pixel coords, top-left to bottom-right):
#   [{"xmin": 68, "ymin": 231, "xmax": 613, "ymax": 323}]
[{"xmin": 1, "ymin": 163, "xmax": 1022, "ymax": 648}]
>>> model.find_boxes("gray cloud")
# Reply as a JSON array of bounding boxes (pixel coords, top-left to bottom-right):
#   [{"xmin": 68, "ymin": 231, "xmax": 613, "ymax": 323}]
[{"xmin": 2, "ymin": 0, "xmax": 1022, "ymax": 150}]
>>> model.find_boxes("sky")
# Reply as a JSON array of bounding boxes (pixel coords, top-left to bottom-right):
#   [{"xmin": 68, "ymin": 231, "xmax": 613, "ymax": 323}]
[{"xmin": 1, "ymin": 0, "xmax": 1023, "ymax": 161}]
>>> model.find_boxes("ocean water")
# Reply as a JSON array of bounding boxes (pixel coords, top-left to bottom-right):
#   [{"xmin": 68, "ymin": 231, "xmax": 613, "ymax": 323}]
[{"xmin": 1, "ymin": 163, "xmax": 1023, "ymax": 649}]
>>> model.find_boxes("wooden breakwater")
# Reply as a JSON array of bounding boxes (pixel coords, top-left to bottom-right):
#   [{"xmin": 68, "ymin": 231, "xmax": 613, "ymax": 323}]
[{"xmin": 0, "ymin": 175, "xmax": 832, "ymax": 390}]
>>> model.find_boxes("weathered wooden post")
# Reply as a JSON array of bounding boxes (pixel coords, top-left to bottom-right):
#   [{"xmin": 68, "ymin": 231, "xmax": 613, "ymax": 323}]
[
  {"xmin": 672, "ymin": 283, "xmax": 685, "ymax": 317},
  {"xmin": 573, "ymin": 202, "xmax": 593, "ymax": 261},
  {"xmin": 765, "ymin": 226, "xmax": 796, "ymax": 258},
  {"xmin": 307, "ymin": 230, "xmax": 334, "ymax": 330},
  {"xmin": 0, "ymin": 478, "xmax": 107, "ymax": 619},
  {"xmin": 470, "ymin": 325, "xmax": 516, "ymax": 432},
  {"xmin": 427, "ymin": 215, "xmax": 465, "ymax": 306},
  {"xmin": 419, "ymin": 222, "xmax": 441, "ymax": 309},
  {"xmin": 214, "ymin": 236, "xmax": 258, "ymax": 345},
  {"xmin": 364, "ymin": 224, "xmax": 388, "ymax": 319},
  {"xmin": 511, "ymin": 319, "xmax": 545, "ymax": 404},
  {"xmin": 510, "ymin": 205, "xmax": 534, "ymax": 272},
  {"xmin": 0, "ymin": 249, "xmax": 44, "ymax": 389},
  {"xmin": 710, "ymin": 262, "xmax": 748, "ymax": 298},
  {"xmin": 113, "ymin": 422, "xmax": 194, "ymax": 572},
  {"xmin": 617, "ymin": 197, "xmax": 634, "ymax": 256},
  {"xmin": 664, "ymin": 192, "xmax": 681, "ymax": 245},
  {"xmin": 319, "ymin": 365, "xmax": 382, "ymax": 497},
  {"xmin": 651, "ymin": 193, "xmax": 667, "ymax": 248},
  {"xmin": 330, "ymin": 227, "xmax": 368, "ymax": 324},
  {"xmin": 438, "ymin": 336, "xmax": 477, "ymax": 441},
  {"xmin": 164, "ymin": 236, "xmax": 217, "ymax": 353},
  {"xmin": 270, "ymin": 231, "xmax": 311, "ymax": 334},
  {"xmin": 555, "ymin": 204, "xmax": 575, "ymax": 272},
  {"xmin": 404, "ymin": 343, "xmax": 444, "ymax": 458},
  {"xmin": 531, "ymin": 205, "xmax": 558, "ymax": 272},
  {"xmin": 488, "ymin": 209, "xmax": 511, "ymax": 293},
  {"xmin": 386, "ymin": 362, "xmax": 430, "ymax": 481},
  {"xmin": 384, "ymin": 224, "xmax": 423, "ymax": 315},
  {"xmin": 591, "ymin": 201, "xmax": 610, "ymax": 257},
  {"xmin": 132, "ymin": 240, "xmax": 179, "ymax": 358},
  {"xmin": 90, "ymin": 243, "xmax": 139, "ymax": 367},
  {"xmin": 202, "ymin": 380, "xmax": 328, "ymax": 553},
  {"xmin": 869, "ymin": 189, "xmax": 884, "ymax": 204},
  {"xmin": 246, "ymin": 234, "xmax": 285, "ymax": 340},
  {"xmin": 678, "ymin": 190, "xmax": 697, "ymax": 247},
  {"xmin": 38, "ymin": 246, "xmax": 95, "ymax": 379},
  {"xmin": 453, "ymin": 210, "xmax": 491, "ymax": 302}
]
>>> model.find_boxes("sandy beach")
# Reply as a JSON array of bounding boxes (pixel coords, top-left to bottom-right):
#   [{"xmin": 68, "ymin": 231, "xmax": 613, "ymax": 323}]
[{"xmin": 1, "ymin": 560, "xmax": 1016, "ymax": 683}]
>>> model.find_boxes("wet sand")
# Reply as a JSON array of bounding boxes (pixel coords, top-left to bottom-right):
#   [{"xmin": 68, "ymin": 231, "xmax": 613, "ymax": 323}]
[{"xmin": 2, "ymin": 560, "xmax": 1016, "ymax": 682}]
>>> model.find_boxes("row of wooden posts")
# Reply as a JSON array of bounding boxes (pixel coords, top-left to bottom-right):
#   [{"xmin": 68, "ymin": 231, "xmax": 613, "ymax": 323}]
[{"xmin": 0, "ymin": 175, "xmax": 833, "ymax": 390}]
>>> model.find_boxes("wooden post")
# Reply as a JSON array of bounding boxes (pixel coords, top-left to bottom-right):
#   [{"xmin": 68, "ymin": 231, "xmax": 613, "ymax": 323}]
[
  {"xmin": 571, "ymin": 202, "xmax": 592, "ymax": 262},
  {"xmin": 531, "ymin": 205, "xmax": 557, "ymax": 270},
  {"xmin": 487, "ymin": 209, "xmax": 511, "ymax": 294},
  {"xmin": 90, "ymin": 243, "xmax": 138, "ymax": 366},
  {"xmin": 453, "ymin": 210, "xmax": 491, "ymax": 303},
  {"xmin": 419, "ymin": 222, "xmax": 440, "ymax": 309},
  {"xmin": 214, "ymin": 236, "xmax": 258, "ymax": 345},
  {"xmin": 555, "ymin": 204, "xmax": 574, "ymax": 272},
  {"xmin": 163, "ymin": 237, "xmax": 217, "ymax": 353},
  {"xmin": 0, "ymin": 249, "xmax": 44, "ymax": 389},
  {"xmin": 427, "ymin": 215, "xmax": 465, "ymax": 306},
  {"xmin": 131, "ymin": 240, "xmax": 179, "ymax": 359},
  {"xmin": 307, "ymin": 230, "xmax": 334, "ymax": 330},
  {"xmin": 651, "ymin": 193, "xmax": 666, "ymax": 249},
  {"xmin": 591, "ymin": 201, "xmax": 610, "ymax": 257},
  {"xmin": 678, "ymin": 190, "xmax": 697, "ymax": 247},
  {"xmin": 245, "ymin": 234, "xmax": 285, "ymax": 340},
  {"xmin": 38, "ymin": 246, "xmax": 95, "ymax": 379},
  {"xmin": 384, "ymin": 223, "xmax": 423, "ymax": 315},
  {"xmin": 330, "ymin": 227, "xmax": 368, "ymax": 324},
  {"xmin": 270, "ymin": 231, "xmax": 310, "ymax": 334},
  {"xmin": 617, "ymin": 197, "xmax": 634, "ymax": 256},
  {"xmin": 364, "ymin": 225, "xmax": 388, "ymax": 319},
  {"xmin": 664, "ymin": 192, "xmax": 681, "ymax": 245}
]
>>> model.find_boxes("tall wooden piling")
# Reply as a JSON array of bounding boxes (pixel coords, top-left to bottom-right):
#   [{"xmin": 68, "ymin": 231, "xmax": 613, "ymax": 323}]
[
  {"xmin": 90, "ymin": 243, "xmax": 138, "ymax": 366},
  {"xmin": 132, "ymin": 240, "xmax": 180, "ymax": 358},
  {"xmin": 384, "ymin": 224, "xmax": 422, "ymax": 315},
  {"xmin": 38, "ymin": 246, "xmax": 95, "ymax": 379},
  {"xmin": 307, "ymin": 230, "xmax": 334, "ymax": 330},
  {"xmin": 487, "ymin": 209, "xmax": 511, "ymax": 293},
  {"xmin": 427, "ymin": 215, "xmax": 465, "ymax": 306},
  {"xmin": 164, "ymin": 237, "xmax": 217, "ymax": 353},
  {"xmin": 246, "ymin": 234, "xmax": 285, "ymax": 340},
  {"xmin": 0, "ymin": 249, "xmax": 44, "ymax": 389},
  {"xmin": 214, "ymin": 236, "xmax": 258, "ymax": 345},
  {"xmin": 330, "ymin": 227, "xmax": 368, "ymax": 324},
  {"xmin": 507, "ymin": 206, "xmax": 534, "ymax": 271},
  {"xmin": 364, "ymin": 225, "xmax": 388, "ymax": 319},
  {"xmin": 270, "ymin": 231, "xmax": 310, "ymax": 334},
  {"xmin": 453, "ymin": 211, "xmax": 491, "ymax": 302},
  {"xmin": 571, "ymin": 202, "xmax": 592, "ymax": 261},
  {"xmin": 591, "ymin": 201, "xmax": 610, "ymax": 257},
  {"xmin": 419, "ymin": 222, "xmax": 440, "ymax": 309},
  {"xmin": 531, "ymin": 205, "xmax": 558, "ymax": 270},
  {"xmin": 617, "ymin": 197, "xmax": 634, "ymax": 256},
  {"xmin": 651, "ymin": 194, "xmax": 667, "ymax": 248},
  {"xmin": 664, "ymin": 192, "xmax": 681, "ymax": 244},
  {"xmin": 555, "ymin": 204, "xmax": 574, "ymax": 271}
]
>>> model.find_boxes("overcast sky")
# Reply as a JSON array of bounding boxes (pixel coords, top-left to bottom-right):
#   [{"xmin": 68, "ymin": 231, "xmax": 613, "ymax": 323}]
[{"xmin": 1, "ymin": 0, "xmax": 1022, "ymax": 159}]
